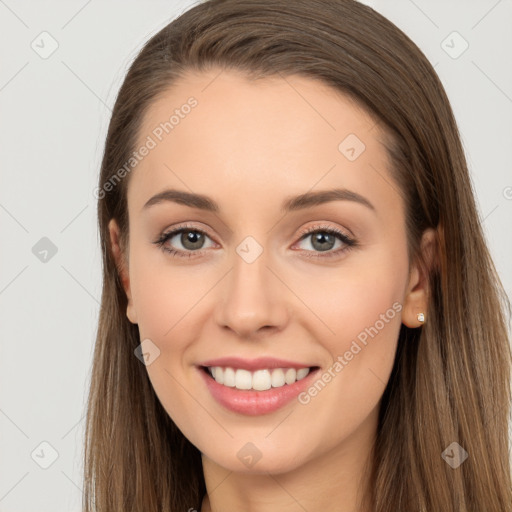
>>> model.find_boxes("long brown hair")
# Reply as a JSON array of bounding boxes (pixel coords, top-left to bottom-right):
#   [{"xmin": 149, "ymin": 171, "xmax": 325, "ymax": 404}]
[{"xmin": 84, "ymin": 1, "xmax": 512, "ymax": 510}]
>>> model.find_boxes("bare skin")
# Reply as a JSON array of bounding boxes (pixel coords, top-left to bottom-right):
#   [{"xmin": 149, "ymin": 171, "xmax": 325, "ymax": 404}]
[{"xmin": 109, "ymin": 68, "xmax": 433, "ymax": 512}]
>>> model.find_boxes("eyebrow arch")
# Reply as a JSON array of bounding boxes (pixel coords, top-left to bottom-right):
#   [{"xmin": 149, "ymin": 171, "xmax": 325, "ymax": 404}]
[{"xmin": 142, "ymin": 187, "xmax": 376, "ymax": 213}]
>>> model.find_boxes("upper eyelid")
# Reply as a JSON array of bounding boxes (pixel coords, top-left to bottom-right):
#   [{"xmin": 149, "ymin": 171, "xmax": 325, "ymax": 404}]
[
  {"xmin": 161, "ymin": 224, "xmax": 216, "ymax": 242},
  {"xmin": 160, "ymin": 223, "xmax": 351, "ymax": 240},
  {"xmin": 159, "ymin": 223, "xmax": 354, "ymax": 249}
]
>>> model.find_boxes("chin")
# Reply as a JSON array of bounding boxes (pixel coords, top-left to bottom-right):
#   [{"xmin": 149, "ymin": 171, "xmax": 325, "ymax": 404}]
[{"xmin": 202, "ymin": 446, "xmax": 309, "ymax": 475}]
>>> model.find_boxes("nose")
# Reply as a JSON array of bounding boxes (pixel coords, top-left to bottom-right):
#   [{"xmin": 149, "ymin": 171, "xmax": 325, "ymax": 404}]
[{"xmin": 213, "ymin": 248, "xmax": 290, "ymax": 340}]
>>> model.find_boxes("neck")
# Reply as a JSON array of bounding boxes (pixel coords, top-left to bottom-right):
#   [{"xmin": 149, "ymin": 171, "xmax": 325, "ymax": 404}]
[{"xmin": 200, "ymin": 408, "xmax": 377, "ymax": 512}]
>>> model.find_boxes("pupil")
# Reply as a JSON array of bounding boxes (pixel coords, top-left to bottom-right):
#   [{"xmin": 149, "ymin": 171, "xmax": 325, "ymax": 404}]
[
  {"xmin": 313, "ymin": 233, "xmax": 334, "ymax": 252},
  {"xmin": 183, "ymin": 231, "xmax": 203, "ymax": 249}
]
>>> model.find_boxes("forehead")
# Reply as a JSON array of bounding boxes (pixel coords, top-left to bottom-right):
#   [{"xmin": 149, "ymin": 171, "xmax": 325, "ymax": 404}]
[
  {"xmin": 128, "ymin": 68, "xmax": 397, "ymax": 217},
  {"xmin": 139, "ymin": 68, "xmax": 379, "ymax": 147}
]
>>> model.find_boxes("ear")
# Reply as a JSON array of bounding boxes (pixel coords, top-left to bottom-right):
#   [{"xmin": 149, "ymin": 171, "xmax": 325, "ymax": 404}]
[
  {"xmin": 108, "ymin": 218, "xmax": 138, "ymax": 324},
  {"xmin": 401, "ymin": 228, "xmax": 436, "ymax": 328}
]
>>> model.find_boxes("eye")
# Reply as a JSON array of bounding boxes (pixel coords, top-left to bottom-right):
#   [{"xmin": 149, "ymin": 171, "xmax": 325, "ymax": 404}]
[
  {"xmin": 153, "ymin": 223, "xmax": 216, "ymax": 259},
  {"xmin": 292, "ymin": 224, "xmax": 357, "ymax": 259},
  {"xmin": 153, "ymin": 222, "xmax": 357, "ymax": 260}
]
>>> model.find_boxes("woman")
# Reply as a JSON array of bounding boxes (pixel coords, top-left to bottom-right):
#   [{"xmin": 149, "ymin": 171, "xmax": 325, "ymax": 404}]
[{"xmin": 84, "ymin": 0, "xmax": 512, "ymax": 510}]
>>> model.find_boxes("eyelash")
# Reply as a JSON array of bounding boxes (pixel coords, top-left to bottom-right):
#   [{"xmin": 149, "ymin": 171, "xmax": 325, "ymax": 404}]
[{"xmin": 153, "ymin": 223, "xmax": 357, "ymax": 260}]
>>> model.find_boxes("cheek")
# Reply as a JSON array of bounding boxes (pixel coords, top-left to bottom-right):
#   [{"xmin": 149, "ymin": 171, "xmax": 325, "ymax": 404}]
[
  {"xmin": 290, "ymin": 246, "xmax": 407, "ymax": 437},
  {"xmin": 127, "ymin": 248, "xmax": 205, "ymax": 425},
  {"xmin": 127, "ymin": 246, "xmax": 215, "ymax": 420},
  {"xmin": 290, "ymin": 242, "xmax": 408, "ymax": 352},
  {"xmin": 128, "ymin": 242, "xmax": 207, "ymax": 342},
  {"xmin": 296, "ymin": 267, "xmax": 402, "ymax": 403}
]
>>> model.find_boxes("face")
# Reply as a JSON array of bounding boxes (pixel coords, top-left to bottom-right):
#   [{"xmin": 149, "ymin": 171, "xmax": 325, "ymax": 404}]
[{"xmin": 109, "ymin": 68, "xmax": 429, "ymax": 475}]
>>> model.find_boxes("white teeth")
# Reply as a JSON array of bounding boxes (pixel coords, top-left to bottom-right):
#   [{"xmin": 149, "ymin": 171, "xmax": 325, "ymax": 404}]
[
  {"xmin": 296, "ymin": 368, "xmax": 310, "ymax": 380},
  {"xmin": 208, "ymin": 366, "xmax": 311, "ymax": 390},
  {"xmin": 284, "ymin": 368, "xmax": 296, "ymax": 385},
  {"xmin": 271, "ymin": 368, "xmax": 285, "ymax": 387},
  {"xmin": 212, "ymin": 366, "xmax": 223, "ymax": 384},
  {"xmin": 235, "ymin": 369, "xmax": 252, "ymax": 390},
  {"xmin": 252, "ymin": 369, "xmax": 272, "ymax": 391},
  {"xmin": 223, "ymin": 367, "xmax": 235, "ymax": 387}
]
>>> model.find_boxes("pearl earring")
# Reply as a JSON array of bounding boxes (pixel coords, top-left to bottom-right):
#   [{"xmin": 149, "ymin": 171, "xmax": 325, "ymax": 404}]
[{"xmin": 417, "ymin": 312, "xmax": 425, "ymax": 323}]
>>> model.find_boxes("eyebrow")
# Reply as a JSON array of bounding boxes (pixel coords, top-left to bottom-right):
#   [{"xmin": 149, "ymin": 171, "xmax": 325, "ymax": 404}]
[{"xmin": 142, "ymin": 187, "xmax": 376, "ymax": 214}]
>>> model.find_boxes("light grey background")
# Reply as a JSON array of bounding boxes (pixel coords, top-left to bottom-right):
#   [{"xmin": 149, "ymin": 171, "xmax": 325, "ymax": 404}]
[{"xmin": 1, "ymin": 1, "xmax": 511, "ymax": 510}]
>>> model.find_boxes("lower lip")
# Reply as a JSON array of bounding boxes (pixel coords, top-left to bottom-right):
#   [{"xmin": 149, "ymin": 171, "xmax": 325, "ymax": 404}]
[{"xmin": 198, "ymin": 367, "xmax": 319, "ymax": 416}]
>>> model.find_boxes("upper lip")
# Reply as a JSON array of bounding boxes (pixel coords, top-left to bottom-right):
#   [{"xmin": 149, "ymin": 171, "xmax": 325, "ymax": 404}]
[{"xmin": 198, "ymin": 356, "xmax": 317, "ymax": 372}]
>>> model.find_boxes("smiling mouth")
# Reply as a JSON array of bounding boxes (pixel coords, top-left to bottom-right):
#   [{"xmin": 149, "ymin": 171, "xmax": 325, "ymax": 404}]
[{"xmin": 200, "ymin": 365, "xmax": 320, "ymax": 391}]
